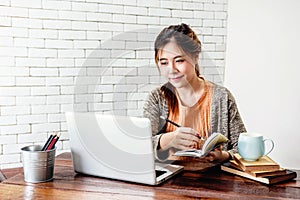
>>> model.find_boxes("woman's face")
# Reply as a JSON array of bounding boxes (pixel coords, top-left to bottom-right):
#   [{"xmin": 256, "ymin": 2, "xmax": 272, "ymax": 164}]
[{"xmin": 158, "ymin": 41, "xmax": 198, "ymax": 89}]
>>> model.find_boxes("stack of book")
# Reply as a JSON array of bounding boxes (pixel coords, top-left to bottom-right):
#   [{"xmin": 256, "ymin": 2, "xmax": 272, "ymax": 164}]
[{"xmin": 221, "ymin": 153, "xmax": 297, "ymax": 184}]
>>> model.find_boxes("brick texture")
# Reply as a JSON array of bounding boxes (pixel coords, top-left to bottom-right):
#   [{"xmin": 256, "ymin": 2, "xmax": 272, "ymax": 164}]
[{"xmin": 0, "ymin": 0, "xmax": 228, "ymax": 168}]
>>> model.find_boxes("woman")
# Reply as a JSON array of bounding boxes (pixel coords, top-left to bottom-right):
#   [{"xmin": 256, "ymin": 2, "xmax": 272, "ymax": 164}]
[{"xmin": 143, "ymin": 23, "xmax": 246, "ymax": 163}]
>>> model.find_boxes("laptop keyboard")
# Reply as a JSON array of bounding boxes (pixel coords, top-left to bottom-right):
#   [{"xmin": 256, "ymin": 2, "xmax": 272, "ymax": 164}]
[{"xmin": 155, "ymin": 169, "xmax": 167, "ymax": 178}]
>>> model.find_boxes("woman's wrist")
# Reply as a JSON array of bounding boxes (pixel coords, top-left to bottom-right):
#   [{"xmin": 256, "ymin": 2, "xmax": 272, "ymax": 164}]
[{"xmin": 159, "ymin": 132, "xmax": 173, "ymax": 151}]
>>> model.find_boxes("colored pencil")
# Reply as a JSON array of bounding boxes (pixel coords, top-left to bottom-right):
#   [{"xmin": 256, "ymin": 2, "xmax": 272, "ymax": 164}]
[
  {"xmin": 46, "ymin": 132, "xmax": 60, "ymax": 151},
  {"xmin": 159, "ymin": 116, "xmax": 204, "ymax": 140},
  {"xmin": 41, "ymin": 132, "xmax": 56, "ymax": 151},
  {"xmin": 160, "ymin": 116, "xmax": 181, "ymax": 127}
]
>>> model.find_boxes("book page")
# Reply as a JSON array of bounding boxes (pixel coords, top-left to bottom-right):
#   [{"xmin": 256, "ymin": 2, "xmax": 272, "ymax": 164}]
[
  {"xmin": 173, "ymin": 149, "xmax": 204, "ymax": 157},
  {"xmin": 202, "ymin": 133, "xmax": 228, "ymax": 154},
  {"xmin": 173, "ymin": 133, "xmax": 228, "ymax": 158}
]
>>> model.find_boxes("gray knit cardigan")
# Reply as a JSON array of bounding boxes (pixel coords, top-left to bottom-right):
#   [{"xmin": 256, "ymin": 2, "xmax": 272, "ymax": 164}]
[{"xmin": 143, "ymin": 82, "xmax": 247, "ymax": 160}]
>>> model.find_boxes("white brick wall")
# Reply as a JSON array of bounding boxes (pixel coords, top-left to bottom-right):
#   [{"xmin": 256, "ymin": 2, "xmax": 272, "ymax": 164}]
[{"xmin": 0, "ymin": 0, "xmax": 228, "ymax": 169}]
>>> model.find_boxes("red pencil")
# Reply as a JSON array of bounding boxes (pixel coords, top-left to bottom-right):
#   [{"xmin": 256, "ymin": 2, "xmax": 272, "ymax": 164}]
[
  {"xmin": 42, "ymin": 132, "xmax": 56, "ymax": 151},
  {"xmin": 46, "ymin": 132, "xmax": 60, "ymax": 151}
]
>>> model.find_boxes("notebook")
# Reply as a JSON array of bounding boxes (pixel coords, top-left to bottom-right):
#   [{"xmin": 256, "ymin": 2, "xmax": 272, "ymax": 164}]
[{"xmin": 65, "ymin": 112, "xmax": 183, "ymax": 185}]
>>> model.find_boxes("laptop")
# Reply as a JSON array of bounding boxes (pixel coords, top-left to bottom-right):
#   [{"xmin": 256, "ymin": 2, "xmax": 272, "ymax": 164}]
[{"xmin": 65, "ymin": 112, "xmax": 183, "ymax": 185}]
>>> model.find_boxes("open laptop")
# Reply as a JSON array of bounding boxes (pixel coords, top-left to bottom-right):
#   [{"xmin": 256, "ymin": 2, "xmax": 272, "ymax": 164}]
[{"xmin": 65, "ymin": 112, "xmax": 183, "ymax": 185}]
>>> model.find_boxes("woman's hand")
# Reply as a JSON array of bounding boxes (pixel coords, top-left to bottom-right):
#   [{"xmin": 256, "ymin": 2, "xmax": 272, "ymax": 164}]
[
  {"xmin": 159, "ymin": 127, "xmax": 200, "ymax": 150},
  {"xmin": 201, "ymin": 146, "xmax": 230, "ymax": 163}
]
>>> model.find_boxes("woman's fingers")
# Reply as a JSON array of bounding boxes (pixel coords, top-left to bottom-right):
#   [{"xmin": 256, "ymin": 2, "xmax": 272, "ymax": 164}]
[
  {"xmin": 171, "ymin": 127, "xmax": 202, "ymax": 150},
  {"xmin": 177, "ymin": 127, "xmax": 200, "ymax": 142},
  {"xmin": 175, "ymin": 138, "xmax": 195, "ymax": 149}
]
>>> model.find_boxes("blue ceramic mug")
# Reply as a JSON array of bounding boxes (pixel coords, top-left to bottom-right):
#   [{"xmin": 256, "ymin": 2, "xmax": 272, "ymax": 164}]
[{"xmin": 238, "ymin": 133, "xmax": 274, "ymax": 161}]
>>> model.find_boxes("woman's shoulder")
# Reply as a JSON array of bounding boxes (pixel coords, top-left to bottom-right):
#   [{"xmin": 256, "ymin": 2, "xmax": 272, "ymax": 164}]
[
  {"xmin": 144, "ymin": 85, "xmax": 168, "ymax": 114},
  {"xmin": 145, "ymin": 85, "xmax": 166, "ymax": 104},
  {"xmin": 207, "ymin": 81, "xmax": 235, "ymax": 101},
  {"xmin": 148, "ymin": 86, "xmax": 163, "ymax": 97},
  {"xmin": 206, "ymin": 81, "xmax": 228, "ymax": 94}
]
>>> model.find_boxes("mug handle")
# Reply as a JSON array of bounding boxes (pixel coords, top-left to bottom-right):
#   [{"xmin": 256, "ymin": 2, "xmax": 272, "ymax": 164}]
[{"xmin": 263, "ymin": 139, "xmax": 274, "ymax": 156}]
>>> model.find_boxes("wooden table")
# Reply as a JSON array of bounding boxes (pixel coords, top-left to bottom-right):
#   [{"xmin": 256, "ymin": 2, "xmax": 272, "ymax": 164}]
[{"xmin": 1, "ymin": 153, "xmax": 299, "ymax": 199}]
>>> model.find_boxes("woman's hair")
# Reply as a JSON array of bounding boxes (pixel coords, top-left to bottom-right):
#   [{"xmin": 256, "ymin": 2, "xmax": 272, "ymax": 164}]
[
  {"xmin": 154, "ymin": 23, "xmax": 202, "ymax": 76},
  {"xmin": 154, "ymin": 23, "xmax": 202, "ymax": 114}
]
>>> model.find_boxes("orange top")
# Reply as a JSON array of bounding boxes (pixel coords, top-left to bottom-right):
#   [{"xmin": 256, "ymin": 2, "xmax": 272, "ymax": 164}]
[{"xmin": 166, "ymin": 80, "xmax": 214, "ymax": 150}]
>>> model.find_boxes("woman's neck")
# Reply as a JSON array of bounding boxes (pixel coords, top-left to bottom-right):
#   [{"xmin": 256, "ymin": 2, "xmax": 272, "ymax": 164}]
[{"xmin": 176, "ymin": 77, "xmax": 205, "ymax": 107}]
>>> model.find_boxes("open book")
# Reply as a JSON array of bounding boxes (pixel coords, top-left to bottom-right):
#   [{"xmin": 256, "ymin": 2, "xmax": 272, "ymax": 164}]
[{"xmin": 173, "ymin": 132, "xmax": 228, "ymax": 158}]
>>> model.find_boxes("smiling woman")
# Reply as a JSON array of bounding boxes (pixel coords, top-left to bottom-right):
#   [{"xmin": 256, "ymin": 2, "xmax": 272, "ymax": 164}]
[
  {"xmin": 143, "ymin": 23, "xmax": 247, "ymax": 164},
  {"xmin": 157, "ymin": 41, "xmax": 198, "ymax": 90}
]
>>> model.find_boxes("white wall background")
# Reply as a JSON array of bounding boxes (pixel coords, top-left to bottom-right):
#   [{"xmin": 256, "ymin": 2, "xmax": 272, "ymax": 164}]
[
  {"xmin": 0, "ymin": 0, "xmax": 227, "ymax": 169},
  {"xmin": 225, "ymin": 0, "xmax": 300, "ymax": 169}
]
